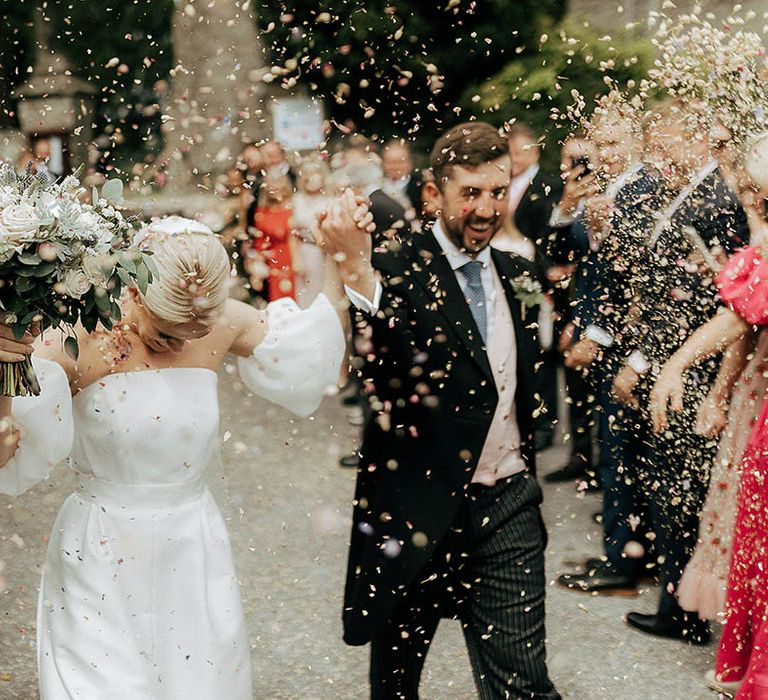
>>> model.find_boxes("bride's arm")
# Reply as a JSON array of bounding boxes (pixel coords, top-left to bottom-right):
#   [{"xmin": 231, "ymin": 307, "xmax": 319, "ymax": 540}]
[{"xmin": 0, "ymin": 322, "xmax": 74, "ymax": 492}]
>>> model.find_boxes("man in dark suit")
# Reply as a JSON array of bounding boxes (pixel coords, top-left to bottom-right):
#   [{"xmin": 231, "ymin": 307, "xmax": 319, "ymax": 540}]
[
  {"xmin": 609, "ymin": 103, "xmax": 749, "ymax": 642},
  {"xmin": 507, "ymin": 124, "xmax": 564, "ymax": 451},
  {"xmin": 327, "ymin": 122, "xmax": 559, "ymax": 699},
  {"xmin": 552, "ymin": 108, "xmax": 660, "ymax": 595},
  {"xmin": 381, "ymin": 139, "xmax": 423, "ymax": 214},
  {"xmin": 506, "ymin": 124, "xmax": 562, "ymax": 247}
]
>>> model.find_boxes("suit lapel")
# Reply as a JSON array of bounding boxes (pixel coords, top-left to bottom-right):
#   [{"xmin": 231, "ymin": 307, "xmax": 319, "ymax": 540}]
[{"xmin": 408, "ymin": 230, "xmax": 493, "ymax": 382}]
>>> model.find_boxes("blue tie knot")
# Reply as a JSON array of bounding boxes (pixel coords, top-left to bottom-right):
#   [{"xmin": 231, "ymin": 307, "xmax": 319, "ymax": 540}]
[{"xmin": 460, "ymin": 260, "xmax": 484, "ymax": 288}]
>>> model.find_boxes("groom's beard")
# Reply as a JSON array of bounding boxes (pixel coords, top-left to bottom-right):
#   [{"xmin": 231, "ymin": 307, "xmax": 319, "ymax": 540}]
[{"xmin": 442, "ymin": 212, "xmax": 500, "ymax": 255}]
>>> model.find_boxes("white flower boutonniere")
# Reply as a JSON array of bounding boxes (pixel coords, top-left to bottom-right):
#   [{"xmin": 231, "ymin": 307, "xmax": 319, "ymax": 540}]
[{"xmin": 511, "ymin": 275, "xmax": 544, "ymax": 308}]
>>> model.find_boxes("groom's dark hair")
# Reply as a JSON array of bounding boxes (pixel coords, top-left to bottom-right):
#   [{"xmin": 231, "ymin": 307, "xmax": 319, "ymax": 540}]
[{"xmin": 430, "ymin": 122, "xmax": 508, "ymax": 190}]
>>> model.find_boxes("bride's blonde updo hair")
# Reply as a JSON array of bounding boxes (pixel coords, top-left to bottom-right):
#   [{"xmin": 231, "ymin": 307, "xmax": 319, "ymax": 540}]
[{"xmin": 134, "ymin": 216, "xmax": 230, "ymax": 325}]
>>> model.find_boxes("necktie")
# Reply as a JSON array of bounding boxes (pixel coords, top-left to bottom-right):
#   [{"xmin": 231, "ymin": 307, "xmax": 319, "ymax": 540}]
[{"xmin": 459, "ymin": 260, "xmax": 487, "ymax": 345}]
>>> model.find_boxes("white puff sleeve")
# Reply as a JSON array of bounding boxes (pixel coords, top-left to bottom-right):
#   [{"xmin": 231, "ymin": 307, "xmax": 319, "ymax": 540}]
[
  {"xmin": 237, "ymin": 293, "xmax": 345, "ymax": 417},
  {"xmin": 0, "ymin": 358, "xmax": 73, "ymax": 496}
]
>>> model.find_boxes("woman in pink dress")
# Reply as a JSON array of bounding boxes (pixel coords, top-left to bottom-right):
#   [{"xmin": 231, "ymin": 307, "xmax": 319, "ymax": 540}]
[
  {"xmin": 651, "ymin": 245, "xmax": 768, "ymax": 698},
  {"xmin": 677, "ymin": 332, "xmax": 768, "ymax": 620}
]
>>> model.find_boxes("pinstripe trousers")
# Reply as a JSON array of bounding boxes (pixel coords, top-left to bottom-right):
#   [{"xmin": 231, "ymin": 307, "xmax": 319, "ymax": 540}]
[{"xmin": 370, "ymin": 471, "xmax": 560, "ymax": 699}]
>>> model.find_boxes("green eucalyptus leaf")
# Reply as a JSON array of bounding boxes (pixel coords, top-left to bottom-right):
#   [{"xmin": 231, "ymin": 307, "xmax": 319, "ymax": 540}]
[
  {"xmin": 136, "ymin": 264, "xmax": 149, "ymax": 295},
  {"xmin": 18, "ymin": 252, "xmax": 41, "ymax": 265},
  {"xmin": 94, "ymin": 290, "xmax": 110, "ymax": 312},
  {"xmin": 117, "ymin": 250, "xmax": 137, "ymax": 275},
  {"xmin": 143, "ymin": 252, "xmax": 159, "ymax": 278},
  {"xmin": 33, "ymin": 263, "xmax": 56, "ymax": 277},
  {"xmin": 102, "ymin": 179, "xmax": 124, "ymax": 205},
  {"xmin": 116, "ymin": 267, "xmax": 132, "ymax": 286},
  {"xmin": 64, "ymin": 336, "xmax": 79, "ymax": 361}
]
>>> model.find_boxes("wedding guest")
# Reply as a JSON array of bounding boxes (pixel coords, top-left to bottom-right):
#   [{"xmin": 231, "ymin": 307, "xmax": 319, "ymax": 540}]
[
  {"xmin": 380, "ymin": 139, "xmax": 423, "ymax": 228},
  {"xmin": 0, "ymin": 207, "xmax": 369, "ymax": 698},
  {"xmin": 506, "ymin": 123, "xmax": 563, "ymax": 451},
  {"xmin": 555, "ymin": 100, "xmax": 657, "ymax": 594},
  {"xmin": 613, "ymin": 100, "xmax": 749, "ymax": 643},
  {"xmin": 293, "ymin": 158, "xmax": 332, "ymax": 307},
  {"xmin": 677, "ymin": 191, "xmax": 768, "ymax": 622},
  {"xmin": 542, "ymin": 132, "xmax": 601, "ymax": 486},
  {"xmin": 261, "ymin": 139, "xmax": 297, "ymax": 186},
  {"xmin": 338, "ymin": 121, "xmax": 560, "ymax": 699},
  {"xmin": 650, "ymin": 240, "xmax": 768, "ymax": 696},
  {"xmin": 676, "ymin": 333, "xmax": 768, "ymax": 620},
  {"xmin": 245, "ymin": 175, "xmax": 301, "ymax": 302}
]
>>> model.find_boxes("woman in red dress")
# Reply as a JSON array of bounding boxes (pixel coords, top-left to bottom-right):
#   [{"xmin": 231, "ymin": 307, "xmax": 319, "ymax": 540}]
[
  {"xmin": 245, "ymin": 175, "xmax": 300, "ymax": 301},
  {"xmin": 651, "ymin": 245, "xmax": 768, "ymax": 698}
]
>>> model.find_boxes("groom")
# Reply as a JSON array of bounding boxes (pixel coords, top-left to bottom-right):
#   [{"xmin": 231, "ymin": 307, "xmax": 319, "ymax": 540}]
[{"xmin": 328, "ymin": 122, "xmax": 559, "ymax": 699}]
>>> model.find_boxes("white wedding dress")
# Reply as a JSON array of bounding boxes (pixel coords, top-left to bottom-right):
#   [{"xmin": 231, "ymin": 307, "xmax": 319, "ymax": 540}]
[{"xmin": 0, "ymin": 296, "xmax": 345, "ymax": 699}]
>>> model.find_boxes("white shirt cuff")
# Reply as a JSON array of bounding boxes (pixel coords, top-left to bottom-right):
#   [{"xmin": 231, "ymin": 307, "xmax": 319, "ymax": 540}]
[
  {"xmin": 549, "ymin": 203, "xmax": 580, "ymax": 228},
  {"xmin": 627, "ymin": 350, "xmax": 651, "ymax": 375},
  {"xmin": 584, "ymin": 324, "xmax": 614, "ymax": 348},
  {"xmin": 345, "ymin": 282, "xmax": 382, "ymax": 315}
]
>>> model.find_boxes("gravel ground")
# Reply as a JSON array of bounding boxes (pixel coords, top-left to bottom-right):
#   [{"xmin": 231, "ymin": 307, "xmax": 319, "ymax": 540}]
[{"xmin": 0, "ymin": 367, "xmax": 722, "ymax": 699}]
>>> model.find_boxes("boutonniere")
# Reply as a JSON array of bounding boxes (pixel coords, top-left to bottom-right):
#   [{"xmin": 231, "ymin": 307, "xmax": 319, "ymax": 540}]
[
  {"xmin": 511, "ymin": 275, "xmax": 544, "ymax": 308},
  {"xmin": 511, "ymin": 275, "xmax": 544, "ymax": 321}
]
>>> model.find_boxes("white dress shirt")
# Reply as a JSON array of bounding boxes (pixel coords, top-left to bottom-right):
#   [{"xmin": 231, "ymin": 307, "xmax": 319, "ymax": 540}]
[{"xmin": 508, "ymin": 164, "xmax": 540, "ymax": 217}]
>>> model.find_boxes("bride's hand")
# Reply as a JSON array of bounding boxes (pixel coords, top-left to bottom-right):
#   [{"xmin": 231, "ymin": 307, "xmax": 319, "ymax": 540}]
[
  {"xmin": 0, "ymin": 417, "xmax": 20, "ymax": 468},
  {"xmin": 649, "ymin": 365, "xmax": 686, "ymax": 433},
  {"xmin": 315, "ymin": 190, "xmax": 377, "ymax": 300},
  {"xmin": 0, "ymin": 322, "xmax": 37, "ymax": 363},
  {"xmin": 315, "ymin": 189, "xmax": 375, "ymax": 260}
]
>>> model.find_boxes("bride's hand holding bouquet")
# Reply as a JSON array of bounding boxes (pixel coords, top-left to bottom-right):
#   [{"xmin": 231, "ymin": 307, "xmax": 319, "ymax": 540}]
[{"xmin": 0, "ymin": 164, "xmax": 154, "ymax": 396}]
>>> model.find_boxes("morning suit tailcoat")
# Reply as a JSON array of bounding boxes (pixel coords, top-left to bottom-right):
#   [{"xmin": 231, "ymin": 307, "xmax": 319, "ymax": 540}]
[{"xmin": 342, "ymin": 227, "xmax": 541, "ymax": 647}]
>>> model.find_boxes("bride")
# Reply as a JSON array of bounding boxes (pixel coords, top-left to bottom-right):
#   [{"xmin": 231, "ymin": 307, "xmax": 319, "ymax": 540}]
[{"xmin": 0, "ymin": 192, "xmax": 373, "ymax": 699}]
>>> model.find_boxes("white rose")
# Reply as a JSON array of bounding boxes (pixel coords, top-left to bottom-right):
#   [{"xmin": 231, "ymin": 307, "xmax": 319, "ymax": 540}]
[
  {"xmin": 60, "ymin": 269, "xmax": 92, "ymax": 299},
  {"xmin": 0, "ymin": 203, "xmax": 41, "ymax": 241},
  {"xmin": 82, "ymin": 253, "xmax": 115, "ymax": 286}
]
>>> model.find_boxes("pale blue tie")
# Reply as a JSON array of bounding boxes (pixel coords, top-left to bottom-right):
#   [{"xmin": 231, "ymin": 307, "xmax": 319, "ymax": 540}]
[{"xmin": 459, "ymin": 260, "xmax": 487, "ymax": 345}]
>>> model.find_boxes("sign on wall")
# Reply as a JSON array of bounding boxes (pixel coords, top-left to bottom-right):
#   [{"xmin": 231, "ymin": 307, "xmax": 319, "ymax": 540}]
[{"xmin": 271, "ymin": 97, "xmax": 325, "ymax": 151}]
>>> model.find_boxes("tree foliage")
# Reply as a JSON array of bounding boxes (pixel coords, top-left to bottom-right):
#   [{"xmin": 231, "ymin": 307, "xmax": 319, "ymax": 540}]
[
  {"xmin": 468, "ymin": 20, "xmax": 655, "ymax": 166},
  {"xmin": 1, "ymin": 0, "xmax": 173, "ymax": 171},
  {"xmin": 256, "ymin": 0, "xmax": 567, "ymax": 143}
]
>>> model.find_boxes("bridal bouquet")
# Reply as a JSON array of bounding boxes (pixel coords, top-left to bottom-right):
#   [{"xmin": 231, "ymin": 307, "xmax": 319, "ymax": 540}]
[{"xmin": 0, "ymin": 163, "xmax": 155, "ymax": 396}]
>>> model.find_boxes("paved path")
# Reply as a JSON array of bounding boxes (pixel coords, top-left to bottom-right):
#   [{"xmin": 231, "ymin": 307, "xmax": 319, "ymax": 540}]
[{"xmin": 0, "ymin": 367, "xmax": 720, "ymax": 699}]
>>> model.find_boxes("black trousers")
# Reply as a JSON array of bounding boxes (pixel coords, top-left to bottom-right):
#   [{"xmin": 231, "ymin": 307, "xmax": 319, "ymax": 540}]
[
  {"xmin": 369, "ymin": 473, "xmax": 560, "ymax": 700},
  {"xmin": 636, "ymin": 372, "xmax": 717, "ymax": 619}
]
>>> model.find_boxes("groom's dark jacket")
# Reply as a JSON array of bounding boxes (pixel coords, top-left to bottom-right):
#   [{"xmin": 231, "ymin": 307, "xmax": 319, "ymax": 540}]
[{"xmin": 343, "ymin": 226, "xmax": 542, "ymax": 646}]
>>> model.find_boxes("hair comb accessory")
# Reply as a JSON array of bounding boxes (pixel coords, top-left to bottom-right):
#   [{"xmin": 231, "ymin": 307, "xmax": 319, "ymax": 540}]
[{"xmin": 134, "ymin": 215, "xmax": 215, "ymax": 249}]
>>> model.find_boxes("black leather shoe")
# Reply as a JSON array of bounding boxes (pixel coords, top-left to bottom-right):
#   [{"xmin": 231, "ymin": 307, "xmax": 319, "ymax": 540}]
[
  {"xmin": 557, "ymin": 562, "xmax": 638, "ymax": 596},
  {"xmin": 339, "ymin": 452, "xmax": 360, "ymax": 469},
  {"xmin": 625, "ymin": 612, "xmax": 711, "ymax": 645}
]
